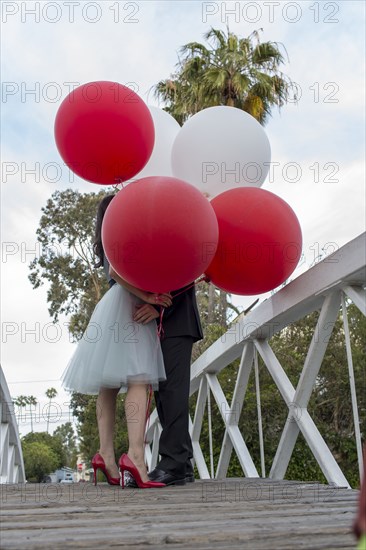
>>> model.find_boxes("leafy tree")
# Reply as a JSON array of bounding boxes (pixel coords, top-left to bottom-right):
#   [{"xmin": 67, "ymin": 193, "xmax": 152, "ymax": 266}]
[
  {"xmin": 155, "ymin": 27, "xmax": 296, "ymax": 125},
  {"xmin": 28, "ymin": 189, "xmax": 115, "ymax": 340},
  {"xmin": 21, "ymin": 431, "xmax": 66, "ymax": 468},
  {"xmin": 45, "ymin": 387, "xmax": 57, "ymax": 433},
  {"xmin": 53, "ymin": 422, "xmax": 78, "ymax": 468},
  {"xmin": 195, "ymin": 281, "xmax": 240, "ymax": 328},
  {"xmin": 22, "ymin": 441, "xmax": 59, "ymax": 482}
]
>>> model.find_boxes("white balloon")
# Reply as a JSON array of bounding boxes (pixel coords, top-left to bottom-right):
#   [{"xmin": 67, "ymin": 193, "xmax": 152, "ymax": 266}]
[
  {"xmin": 171, "ymin": 106, "xmax": 271, "ymax": 198},
  {"xmin": 133, "ymin": 106, "xmax": 181, "ymax": 179}
]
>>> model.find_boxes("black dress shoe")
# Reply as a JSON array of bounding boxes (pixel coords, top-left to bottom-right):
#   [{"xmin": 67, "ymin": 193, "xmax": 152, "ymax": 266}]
[
  {"xmin": 148, "ymin": 468, "xmax": 186, "ymax": 486},
  {"xmin": 123, "ymin": 472, "xmax": 137, "ymax": 488},
  {"xmin": 185, "ymin": 473, "xmax": 195, "ymax": 483}
]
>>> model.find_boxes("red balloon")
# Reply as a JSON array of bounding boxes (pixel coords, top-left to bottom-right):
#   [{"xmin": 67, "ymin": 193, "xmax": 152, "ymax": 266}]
[
  {"xmin": 205, "ymin": 187, "xmax": 302, "ymax": 295},
  {"xmin": 54, "ymin": 81, "xmax": 154, "ymax": 185},
  {"xmin": 102, "ymin": 177, "xmax": 219, "ymax": 292}
]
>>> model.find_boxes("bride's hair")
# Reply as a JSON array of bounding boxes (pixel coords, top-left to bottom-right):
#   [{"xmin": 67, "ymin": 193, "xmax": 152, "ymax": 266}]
[{"xmin": 93, "ymin": 194, "xmax": 116, "ymax": 268}]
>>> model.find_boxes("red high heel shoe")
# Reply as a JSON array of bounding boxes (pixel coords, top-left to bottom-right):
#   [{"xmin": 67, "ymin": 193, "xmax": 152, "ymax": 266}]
[
  {"xmin": 119, "ymin": 453, "xmax": 165, "ymax": 489},
  {"xmin": 91, "ymin": 453, "xmax": 120, "ymax": 486}
]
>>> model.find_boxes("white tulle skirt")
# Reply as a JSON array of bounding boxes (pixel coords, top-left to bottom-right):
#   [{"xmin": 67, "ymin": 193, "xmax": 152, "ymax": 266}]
[{"xmin": 61, "ymin": 284, "xmax": 166, "ymax": 394}]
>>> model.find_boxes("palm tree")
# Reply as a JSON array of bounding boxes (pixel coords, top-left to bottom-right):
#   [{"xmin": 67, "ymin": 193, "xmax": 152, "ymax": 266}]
[
  {"xmin": 155, "ymin": 27, "xmax": 296, "ymax": 125},
  {"xmin": 14, "ymin": 395, "xmax": 28, "ymax": 426},
  {"xmin": 45, "ymin": 388, "xmax": 58, "ymax": 433},
  {"xmin": 26, "ymin": 396, "xmax": 38, "ymax": 433}
]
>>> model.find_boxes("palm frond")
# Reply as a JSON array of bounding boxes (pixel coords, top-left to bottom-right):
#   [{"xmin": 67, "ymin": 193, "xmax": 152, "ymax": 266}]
[
  {"xmin": 204, "ymin": 27, "xmax": 227, "ymax": 50},
  {"xmin": 252, "ymin": 42, "xmax": 284, "ymax": 69},
  {"xmin": 153, "ymin": 26, "xmax": 295, "ymax": 126},
  {"xmin": 180, "ymin": 41, "xmax": 210, "ymax": 59}
]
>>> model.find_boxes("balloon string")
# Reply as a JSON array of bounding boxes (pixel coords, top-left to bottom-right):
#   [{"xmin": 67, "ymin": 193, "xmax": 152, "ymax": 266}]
[
  {"xmin": 157, "ymin": 306, "xmax": 165, "ymax": 340},
  {"xmin": 171, "ymin": 275, "xmax": 211, "ymax": 299},
  {"xmin": 113, "ymin": 178, "xmax": 125, "ymax": 190}
]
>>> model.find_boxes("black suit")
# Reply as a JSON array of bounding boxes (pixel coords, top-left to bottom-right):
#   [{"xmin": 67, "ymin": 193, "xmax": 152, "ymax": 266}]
[{"xmin": 155, "ymin": 284, "xmax": 203, "ymax": 476}]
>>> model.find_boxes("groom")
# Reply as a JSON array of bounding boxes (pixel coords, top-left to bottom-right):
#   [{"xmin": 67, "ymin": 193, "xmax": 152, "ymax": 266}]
[{"xmin": 133, "ymin": 283, "xmax": 203, "ymax": 485}]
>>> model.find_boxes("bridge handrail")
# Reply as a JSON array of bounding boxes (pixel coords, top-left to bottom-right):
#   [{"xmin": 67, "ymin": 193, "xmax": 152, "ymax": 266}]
[
  {"xmin": 0, "ymin": 365, "xmax": 26, "ymax": 483},
  {"xmin": 146, "ymin": 232, "xmax": 366, "ymax": 487}
]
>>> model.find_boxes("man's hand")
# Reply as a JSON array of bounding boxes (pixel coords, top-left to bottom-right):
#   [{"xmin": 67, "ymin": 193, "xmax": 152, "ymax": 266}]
[
  {"xmin": 143, "ymin": 292, "xmax": 172, "ymax": 308},
  {"xmin": 134, "ymin": 304, "xmax": 160, "ymax": 324}
]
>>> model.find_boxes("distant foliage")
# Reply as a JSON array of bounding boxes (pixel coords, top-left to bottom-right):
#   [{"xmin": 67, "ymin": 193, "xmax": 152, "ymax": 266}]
[{"xmin": 22, "ymin": 441, "xmax": 59, "ymax": 482}]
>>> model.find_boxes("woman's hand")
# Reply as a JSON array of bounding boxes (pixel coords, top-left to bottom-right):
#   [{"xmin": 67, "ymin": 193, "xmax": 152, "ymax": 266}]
[
  {"xmin": 134, "ymin": 304, "xmax": 160, "ymax": 324},
  {"xmin": 109, "ymin": 266, "xmax": 172, "ymax": 307}
]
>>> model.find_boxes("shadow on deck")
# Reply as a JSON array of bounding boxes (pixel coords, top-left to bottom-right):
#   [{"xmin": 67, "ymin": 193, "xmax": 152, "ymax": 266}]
[{"xmin": 0, "ymin": 478, "xmax": 359, "ymax": 549}]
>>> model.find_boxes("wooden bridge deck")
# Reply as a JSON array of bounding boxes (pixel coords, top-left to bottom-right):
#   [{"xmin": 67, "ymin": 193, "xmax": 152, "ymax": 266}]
[{"xmin": 0, "ymin": 478, "xmax": 359, "ymax": 549}]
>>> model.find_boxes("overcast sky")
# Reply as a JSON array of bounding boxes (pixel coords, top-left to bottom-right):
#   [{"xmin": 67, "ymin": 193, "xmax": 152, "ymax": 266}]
[{"xmin": 1, "ymin": 0, "xmax": 365, "ymax": 437}]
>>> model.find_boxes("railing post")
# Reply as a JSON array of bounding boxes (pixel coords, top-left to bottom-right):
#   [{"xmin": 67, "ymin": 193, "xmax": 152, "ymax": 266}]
[
  {"xmin": 191, "ymin": 377, "xmax": 210, "ymax": 479},
  {"xmin": 341, "ymin": 292, "xmax": 364, "ymax": 482},
  {"xmin": 206, "ymin": 382, "xmax": 214, "ymax": 479},
  {"xmin": 254, "ymin": 349, "xmax": 265, "ymax": 478}
]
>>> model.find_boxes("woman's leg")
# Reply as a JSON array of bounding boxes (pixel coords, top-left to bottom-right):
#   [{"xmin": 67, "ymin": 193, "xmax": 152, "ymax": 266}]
[
  {"xmin": 96, "ymin": 387, "xmax": 120, "ymax": 478},
  {"xmin": 125, "ymin": 383, "xmax": 149, "ymax": 482}
]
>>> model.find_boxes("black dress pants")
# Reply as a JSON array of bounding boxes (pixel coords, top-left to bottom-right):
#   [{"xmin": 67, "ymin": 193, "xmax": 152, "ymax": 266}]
[{"xmin": 154, "ymin": 336, "xmax": 194, "ymax": 476}]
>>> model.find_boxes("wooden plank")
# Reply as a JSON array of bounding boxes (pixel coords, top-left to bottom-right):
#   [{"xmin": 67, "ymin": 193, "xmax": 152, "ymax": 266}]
[{"xmin": 0, "ymin": 479, "xmax": 359, "ymax": 549}]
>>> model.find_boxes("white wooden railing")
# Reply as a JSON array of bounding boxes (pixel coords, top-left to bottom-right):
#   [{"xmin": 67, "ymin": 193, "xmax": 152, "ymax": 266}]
[
  {"xmin": 0, "ymin": 366, "xmax": 26, "ymax": 483},
  {"xmin": 146, "ymin": 232, "xmax": 366, "ymax": 488}
]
